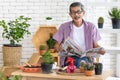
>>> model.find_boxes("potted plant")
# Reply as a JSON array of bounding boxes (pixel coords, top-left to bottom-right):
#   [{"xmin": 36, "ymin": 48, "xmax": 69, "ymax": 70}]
[
  {"xmin": 39, "ymin": 45, "xmax": 47, "ymax": 55},
  {"xmin": 84, "ymin": 63, "xmax": 95, "ymax": 76},
  {"xmin": 98, "ymin": 17, "xmax": 104, "ymax": 28},
  {"xmin": 80, "ymin": 61, "xmax": 86, "ymax": 73},
  {"xmin": 41, "ymin": 50, "xmax": 54, "ymax": 73},
  {"xmin": 46, "ymin": 17, "xmax": 52, "ymax": 26},
  {"xmin": 94, "ymin": 62, "xmax": 103, "ymax": 75},
  {"xmin": 46, "ymin": 17, "xmax": 52, "ymax": 20},
  {"xmin": 0, "ymin": 15, "xmax": 31, "ymax": 66},
  {"xmin": 46, "ymin": 33, "xmax": 56, "ymax": 53},
  {"xmin": 108, "ymin": 7, "xmax": 120, "ymax": 29}
]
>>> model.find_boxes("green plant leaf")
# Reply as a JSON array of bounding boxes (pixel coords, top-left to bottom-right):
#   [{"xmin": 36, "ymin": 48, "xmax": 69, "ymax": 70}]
[
  {"xmin": 109, "ymin": 7, "xmax": 120, "ymax": 19},
  {"xmin": 8, "ymin": 75, "xmax": 22, "ymax": 80},
  {"xmin": 0, "ymin": 70, "xmax": 7, "ymax": 80},
  {"xmin": 42, "ymin": 50, "xmax": 54, "ymax": 64},
  {"xmin": 0, "ymin": 16, "xmax": 32, "ymax": 45},
  {"xmin": 46, "ymin": 33, "xmax": 56, "ymax": 49}
]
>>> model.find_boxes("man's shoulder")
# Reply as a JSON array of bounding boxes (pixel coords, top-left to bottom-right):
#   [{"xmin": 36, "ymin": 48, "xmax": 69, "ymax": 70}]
[{"xmin": 83, "ymin": 20, "xmax": 96, "ymax": 29}]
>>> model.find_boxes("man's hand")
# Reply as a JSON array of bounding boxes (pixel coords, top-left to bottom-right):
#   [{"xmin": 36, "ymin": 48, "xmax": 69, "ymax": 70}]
[
  {"xmin": 97, "ymin": 48, "xmax": 106, "ymax": 55},
  {"xmin": 93, "ymin": 42, "xmax": 106, "ymax": 55},
  {"xmin": 54, "ymin": 42, "xmax": 63, "ymax": 52}
]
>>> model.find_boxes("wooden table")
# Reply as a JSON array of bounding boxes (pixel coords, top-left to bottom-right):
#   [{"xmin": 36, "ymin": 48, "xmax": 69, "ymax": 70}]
[{"xmin": 12, "ymin": 70, "xmax": 113, "ymax": 80}]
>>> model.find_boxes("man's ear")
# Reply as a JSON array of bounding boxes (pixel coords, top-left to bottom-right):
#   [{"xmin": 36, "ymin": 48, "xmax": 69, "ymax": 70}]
[{"xmin": 83, "ymin": 11, "xmax": 85, "ymax": 15}]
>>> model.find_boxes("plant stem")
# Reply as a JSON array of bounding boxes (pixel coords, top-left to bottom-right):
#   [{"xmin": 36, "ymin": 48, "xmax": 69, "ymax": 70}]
[{"xmin": 10, "ymin": 40, "xmax": 15, "ymax": 45}]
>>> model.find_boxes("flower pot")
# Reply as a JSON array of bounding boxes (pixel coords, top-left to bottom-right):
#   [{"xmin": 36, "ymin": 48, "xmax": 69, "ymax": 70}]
[
  {"xmin": 39, "ymin": 50, "xmax": 47, "ymax": 55},
  {"xmin": 50, "ymin": 49, "xmax": 55, "ymax": 53},
  {"xmin": 95, "ymin": 67, "xmax": 102, "ymax": 75},
  {"xmin": 98, "ymin": 23, "xmax": 103, "ymax": 28},
  {"xmin": 84, "ymin": 70, "xmax": 95, "ymax": 76},
  {"xmin": 112, "ymin": 18, "xmax": 120, "ymax": 29},
  {"xmin": 3, "ymin": 45, "xmax": 22, "ymax": 66},
  {"xmin": 94, "ymin": 63, "xmax": 103, "ymax": 75},
  {"xmin": 80, "ymin": 67, "xmax": 85, "ymax": 73},
  {"xmin": 41, "ymin": 63, "xmax": 53, "ymax": 73},
  {"xmin": 46, "ymin": 20, "xmax": 52, "ymax": 26}
]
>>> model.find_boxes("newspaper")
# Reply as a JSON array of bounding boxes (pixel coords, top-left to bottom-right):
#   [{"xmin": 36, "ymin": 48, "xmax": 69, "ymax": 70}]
[{"xmin": 61, "ymin": 37, "xmax": 103, "ymax": 58}]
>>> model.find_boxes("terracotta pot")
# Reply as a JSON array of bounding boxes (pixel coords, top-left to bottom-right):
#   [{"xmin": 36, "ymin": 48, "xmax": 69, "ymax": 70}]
[
  {"xmin": 50, "ymin": 49, "xmax": 55, "ymax": 53},
  {"xmin": 39, "ymin": 50, "xmax": 47, "ymax": 55},
  {"xmin": 84, "ymin": 70, "xmax": 95, "ymax": 76},
  {"xmin": 80, "ymin": 67, "xmax": 85, "ymax": 73}
]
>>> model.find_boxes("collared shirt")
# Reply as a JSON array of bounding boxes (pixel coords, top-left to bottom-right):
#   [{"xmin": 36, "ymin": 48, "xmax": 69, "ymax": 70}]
[{"xmin": 53, "ymin": 19, "xmax": 101, "ymax": 66}]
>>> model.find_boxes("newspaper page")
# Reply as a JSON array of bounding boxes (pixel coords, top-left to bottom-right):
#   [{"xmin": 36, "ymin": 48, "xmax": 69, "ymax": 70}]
[
  {"xmin": 62, "ymin": 37, "xmax": 83, "ymax": 57},
  {"xmin": 61, "ymin": 37, "xmax": 103, "ymax": 58},
  {"xmin": 85, "ymin": 47, "xmax": 103, "ymax": 58}
]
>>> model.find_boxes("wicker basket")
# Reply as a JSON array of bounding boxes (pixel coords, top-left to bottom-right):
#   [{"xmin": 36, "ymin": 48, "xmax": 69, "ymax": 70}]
[{"xmin": 3, "ymin": 46, "xmax": 22, "ymax": 66}]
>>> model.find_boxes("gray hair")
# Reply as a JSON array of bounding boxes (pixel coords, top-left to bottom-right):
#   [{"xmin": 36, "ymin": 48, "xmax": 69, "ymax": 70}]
[{"xmin": 69, "ymin": 2, "xmax": 85, "ymax": 13}]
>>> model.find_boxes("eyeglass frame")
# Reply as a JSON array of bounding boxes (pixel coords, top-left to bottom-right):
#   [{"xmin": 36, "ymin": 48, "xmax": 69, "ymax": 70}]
[{"xmin": 70, "ymin": 10, "xmax": 83, "ymax": 15}]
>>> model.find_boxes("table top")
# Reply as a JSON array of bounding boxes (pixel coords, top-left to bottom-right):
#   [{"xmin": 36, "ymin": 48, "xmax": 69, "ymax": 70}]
[{"xmin": 12, "ymin": 70, "xmax": 113, "ymax": 80}]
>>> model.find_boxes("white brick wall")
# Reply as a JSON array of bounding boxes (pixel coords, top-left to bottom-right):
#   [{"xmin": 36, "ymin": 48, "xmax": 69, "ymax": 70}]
[{"xmin": 0, "ymin": 0, "xmax": 119, "ymax": 76}]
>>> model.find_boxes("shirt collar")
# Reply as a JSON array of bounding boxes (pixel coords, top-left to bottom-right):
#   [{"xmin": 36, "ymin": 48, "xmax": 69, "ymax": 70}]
[{"xmin": 70, "ymin": 19, "xmax": 86, "ymax": 30}]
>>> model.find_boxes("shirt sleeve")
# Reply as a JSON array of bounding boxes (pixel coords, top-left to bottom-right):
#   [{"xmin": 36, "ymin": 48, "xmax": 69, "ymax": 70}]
[
  {"xmin": 92, "ymin": 25, "xmax": 101, "ymax": 42},
  {"xmin": 53, "ymin": 24, "xmax": 64, "ymax": 44}
]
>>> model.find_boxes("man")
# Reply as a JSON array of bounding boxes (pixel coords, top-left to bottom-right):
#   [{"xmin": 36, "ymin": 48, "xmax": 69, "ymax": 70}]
[{"xmin": 53, "ymin": 2, "xmax": 105, "ymax": 68}]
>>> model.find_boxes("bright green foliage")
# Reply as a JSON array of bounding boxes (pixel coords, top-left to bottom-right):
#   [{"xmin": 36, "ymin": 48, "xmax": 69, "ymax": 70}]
[
  {"xmin": 0, "ymin": 70, "xmax": 7, "ymax": 80},
  {"xmin": 8, "ymin": 75, "xmax": 22, "ymax": 80},
  {"xmin": 0, "ymin": 70, "xmax": 22, "ymax": 80},
  {"xmin": 42, "ymin": 50, "xmax": 54, "ymax": 64},
  {"xmin": 98, "ymin": 17, "xmax": 104, "ymax": 23},
  {"xmin": 46, "ymin": 33, "xmax": 56, "ymax": 49},
  {"xmin": 0, "ymin": 16, "xmax": 31, "ymax": 45},
  {"xmin": 108, "ymin": 7, "xmax": 120, "ymax": 19}
]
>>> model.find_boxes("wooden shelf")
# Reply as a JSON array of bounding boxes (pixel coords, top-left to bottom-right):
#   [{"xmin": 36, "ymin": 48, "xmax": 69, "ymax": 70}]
[
  {"xmin": 104, "ymin": 46, "xmax": 120, "ymax": 51},
  {"xmin": 51, "ymin": 52, "xmax": 60, "ymax": 66},
  {"xmin": 98, "ymin": 28, "xmax": 120, "ymax": 33}
]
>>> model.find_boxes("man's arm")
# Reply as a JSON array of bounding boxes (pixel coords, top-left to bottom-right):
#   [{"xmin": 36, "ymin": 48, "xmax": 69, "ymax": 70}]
[
  {"xmin": 54, "ymin": 41, "xmax": 63, "ymax": 52},
  {"xmin": 93, "ymin": 42, "xmax": 106, "ymax": 55}
]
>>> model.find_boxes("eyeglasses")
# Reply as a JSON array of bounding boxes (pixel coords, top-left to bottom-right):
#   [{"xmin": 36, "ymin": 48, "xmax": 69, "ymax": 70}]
[{"xmin": 70, "ymin": 10, "xmax": 83, "ymax": 15}]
